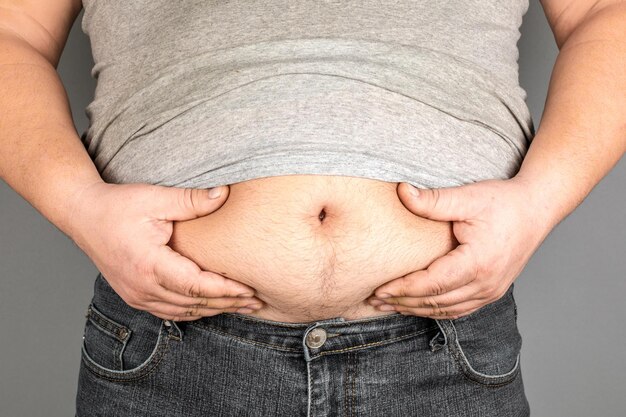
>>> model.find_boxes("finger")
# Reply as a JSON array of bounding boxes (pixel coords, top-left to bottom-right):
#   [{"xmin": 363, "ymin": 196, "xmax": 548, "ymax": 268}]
[
  {"xmin": 149, "ymin": 285, "xmax": 264, "ymax": 309},
  {"xmin": 145, "ymin": 301, "xmax": 245, "ymax": 321},
  {"xmin": 396, "ymin": 298, "xmax": 484, "ymax": 320},
  {"xmin": 153, "ymin": 245, "xmax": 257, "ymax": 298},
  {"xmin": 372, "ymin": 283, "xmax": 483, "ymax": 309},
  {"xmin": 153, "ymin": 313, "xmax": 204, "ymax": 322},
  {"xmin": 374, "ymin": 243, "xmax": 479, "ymax": 299},
  {"xmin": 148, "ymin": 184, "xmax": 230, "ymax": 222},
  {"xmin": 397, "ymin": 182, "xmax": 482, "ymax": 222}
]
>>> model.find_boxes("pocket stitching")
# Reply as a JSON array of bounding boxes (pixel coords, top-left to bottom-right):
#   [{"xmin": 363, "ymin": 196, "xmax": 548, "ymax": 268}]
[
  {"xmin": 86, "ymin": 303, "xmax": 132, "ymax": 342},
  {"xmin": 85, "ymin": 304, "xmax": 131, "ymax": 370},
  {"xmin": 81, "ymin": 318, "xmax": 173, "ymax": 383},
  {"xmin": 441, "ymin": 319, "xmax": 521, "ymax": 387}
]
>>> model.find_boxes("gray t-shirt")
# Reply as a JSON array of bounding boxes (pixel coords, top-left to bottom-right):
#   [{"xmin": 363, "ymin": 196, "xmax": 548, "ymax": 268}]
[{"xmin": 79, "ymin": 0, "xmax": 534, "ymax": 190}]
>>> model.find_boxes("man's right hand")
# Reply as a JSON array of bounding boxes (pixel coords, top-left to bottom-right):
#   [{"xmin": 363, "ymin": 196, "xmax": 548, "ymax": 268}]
[{"xmin": 65, "ymin": 181, "xmax": 263, "ymax": 321}]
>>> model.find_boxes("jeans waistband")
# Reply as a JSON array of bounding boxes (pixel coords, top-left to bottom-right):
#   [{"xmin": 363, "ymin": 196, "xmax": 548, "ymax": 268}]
[
  {"xmin": 185, "ymin": 310, "xmax": 440, "ymax": 362},
  {"xmin": 93, "ymin": 272, "xmax": 441, "ymax": 362}
]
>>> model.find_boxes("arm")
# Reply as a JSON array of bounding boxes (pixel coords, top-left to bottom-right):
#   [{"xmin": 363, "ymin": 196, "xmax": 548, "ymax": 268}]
[
  {"xmin": 369, "ymin": 0, "xmax": 625, "ymax": 318},
  {"xmin": 516, "ymin": 0, "xmax": 626, "ymax": 231},
  {"xmin": 0, "ymin": 1, "xmax": 262, "ymax": 320},
  {"xmin": 0, "ymin": 0, "xmax": 104, "ymax": 238}
]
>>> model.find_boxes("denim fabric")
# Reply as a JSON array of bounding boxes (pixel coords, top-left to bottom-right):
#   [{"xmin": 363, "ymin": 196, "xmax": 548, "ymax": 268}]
[{"xmin": 76, "ymin": 273, "xmax": 530, "ymax": 416}]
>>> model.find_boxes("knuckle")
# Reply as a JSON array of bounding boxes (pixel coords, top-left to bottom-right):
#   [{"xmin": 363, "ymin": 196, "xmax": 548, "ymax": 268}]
[
  {"xmin": 431, "ymin": 188, "xmax": 443, "ymax": 210},
  {"xmin": 186, "ymin": 307, "xmax": 200, "ymax": 317},
  {"xmin": 428, "ymin": 308, "xmax": 444, "ymax": 317},
  {"xmin": 424, "ymin": 296, "xmax": 440, "ymax": 309},
  {"xmin": 181, "ymin": 279, "xmax": 202, "ymax": 298},
  {"xmin": 219, "ymin": 277, "xmax": 241, "ymax": 297},
  {"xmin": 195, "ymin": 297, "xmax": 211, "ymax": 307},
  {"xmin": 396, "ymin": 285, "xmax": 407, "ymax": 298},
  {"xmin": 149, "ymin": 275, "xmax": 161, "ymax": 289},
  {"xmin": 190, "ymin": 188, "xmax": 206, "ymax": 211},
  {"xmin": 179, "ymin": 188, "xmax": 192, "ymax": 211},
  {"xmin": 235, "ymin": 299, "xmax": 254, "ymax": 308},
  {"xmin": 149, "ymin": 269, "xmax": 163, "ymax": 287},
  {"xmin": 430, "ymin": 279, "xmax": 446, "ymax": 296},
  {"xmin": 187, "ymin": 188, "xmax": 201, "ymax": 212},
  {"xmin": 430, "ymin": 305, "xmax": 447, "ymax": 317},
  {"xmin": 195, "ymin": 273, "xmax": 223, "ymax": 296}
]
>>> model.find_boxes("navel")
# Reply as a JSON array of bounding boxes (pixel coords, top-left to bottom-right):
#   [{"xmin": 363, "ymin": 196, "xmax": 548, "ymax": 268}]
[{"xmin": 318, "ymin": 207, "xmax": 327, "ymax": 223}]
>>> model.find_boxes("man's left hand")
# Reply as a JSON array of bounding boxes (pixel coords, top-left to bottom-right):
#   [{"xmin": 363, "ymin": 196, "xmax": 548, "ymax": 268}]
[{"xmin": 367, "ymin": 177, "xmax": 553, "ymax": 320}]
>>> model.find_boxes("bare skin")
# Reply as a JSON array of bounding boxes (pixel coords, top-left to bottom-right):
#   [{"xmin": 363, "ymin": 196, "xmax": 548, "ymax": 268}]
[
  {"xmin": 165, "ymin": 174, "xmax": 458, "ymax": 322},
  {"xmin": 0, "ymin": 0, "xmax": 624, "ymax": 323},
  {"xmin": 363, "ymin": 0, "xmax": 626, "ymax": 318},
  {"xmin": 0, "ymin": 0, "xmax": 262, "ymax": 321}
]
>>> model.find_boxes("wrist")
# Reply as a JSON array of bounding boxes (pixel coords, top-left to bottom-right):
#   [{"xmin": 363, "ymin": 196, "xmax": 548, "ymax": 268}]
[
  {"xmin": 63, "ymin": 178, "xmax": 108, "ymax": 241},
  {"xmin": 508, "ymin": 168, "xmax": 578, "ymax": 233}
]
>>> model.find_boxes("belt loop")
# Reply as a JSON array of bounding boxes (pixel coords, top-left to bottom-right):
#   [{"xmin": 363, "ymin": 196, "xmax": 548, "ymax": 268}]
[
  {"xmin": 164, "ymin": 320, "xmax": 184, "ymax": 341},
  {"xmin": 430, "ymin": 319, "xmax": 449, "ymax": 352}
]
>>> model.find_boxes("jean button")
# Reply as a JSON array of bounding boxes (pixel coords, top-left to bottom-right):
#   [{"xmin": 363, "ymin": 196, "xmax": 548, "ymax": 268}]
[{"xmin": 306, "ymin": 327, "xmax": 327, "ymax": 348}]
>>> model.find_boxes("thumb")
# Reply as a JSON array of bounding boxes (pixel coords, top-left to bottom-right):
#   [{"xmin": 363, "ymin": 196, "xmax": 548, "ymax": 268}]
[
  {"xmin": 149, "ymin": 184, "xmax": 230, "ymax": 221},
  {"xmin": 397, "ymin": 182, "xmax": 478, "ymax": 222}
]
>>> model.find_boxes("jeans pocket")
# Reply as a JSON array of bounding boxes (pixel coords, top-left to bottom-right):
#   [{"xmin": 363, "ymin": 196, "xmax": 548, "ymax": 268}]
[
  {"xmin": 80, "ymin": 274, "xmax": 182, "ymax": 383},
  {"xmin": 434, "ymin": 283, "xmax": 522, "ymax": 387}
]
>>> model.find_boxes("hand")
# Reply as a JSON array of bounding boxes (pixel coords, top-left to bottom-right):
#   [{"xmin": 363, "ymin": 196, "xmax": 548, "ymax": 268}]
[
  {"xmin": 67, "ymin": 181, "xmax": 264, "ymax": 321},
  {"xmin": 367, "ymin": 177, "xmax": 553, "ymax": 320}
]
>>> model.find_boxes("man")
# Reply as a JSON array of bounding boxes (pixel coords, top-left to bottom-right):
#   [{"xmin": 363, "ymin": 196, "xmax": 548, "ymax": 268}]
[{"xmin": 0, "ymin": 0, "xmax": 624, "ymax": 415}]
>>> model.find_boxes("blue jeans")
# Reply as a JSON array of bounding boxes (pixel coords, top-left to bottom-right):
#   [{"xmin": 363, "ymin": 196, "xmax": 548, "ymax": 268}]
[{"xmin": 76, "ymin": 273, "xmax": 530, "ymax": 416}]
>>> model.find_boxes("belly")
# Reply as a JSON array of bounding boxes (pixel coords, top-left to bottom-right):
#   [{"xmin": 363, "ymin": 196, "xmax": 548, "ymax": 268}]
[{"xmin": 167, "ymin": 174, "xmax": 457, "ymax": 323}]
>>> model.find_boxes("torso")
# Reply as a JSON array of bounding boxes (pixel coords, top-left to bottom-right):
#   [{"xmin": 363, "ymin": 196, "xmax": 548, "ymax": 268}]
[{"xmin": 167, "ymin": 175, "xmax": 457, "ymax": 323}]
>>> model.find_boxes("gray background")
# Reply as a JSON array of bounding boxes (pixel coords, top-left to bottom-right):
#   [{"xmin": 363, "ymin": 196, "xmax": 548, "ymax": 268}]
[{"xmin": 1, "ymin": 4, "xmax": 624, "ymax": 416}]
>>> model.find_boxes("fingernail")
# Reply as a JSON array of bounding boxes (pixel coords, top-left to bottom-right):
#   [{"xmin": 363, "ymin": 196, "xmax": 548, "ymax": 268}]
[
  {"xmin": 378, "ymin": 304, "xmax": 395, "ymax": 311},
  {"xmin": 406, "ymin": 184, "xmax": 419, "ymax": 198},
  {"xmin": 208, "ymin": 186, "xmax": 224, "ymax": 199},
  {"xmin": 377, "ymin": 293, "xmax": 392, "ymax": 299},
  {"xmin": 236, "ymin": 308, "xmax": 254, "ymax": 313},
  {"xmin": 369, "ymin": 299, "xmax": 384, "ymax": 306}
]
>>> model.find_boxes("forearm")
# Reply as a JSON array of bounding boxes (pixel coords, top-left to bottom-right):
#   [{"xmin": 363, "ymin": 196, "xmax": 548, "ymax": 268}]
[
  {"xmin": 515, "ymin": 4, "xmax": 626, "ymax": 231},
  {"xmin": 0, "ymin": 31, "xmax": 103, "ymax": 237}
]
